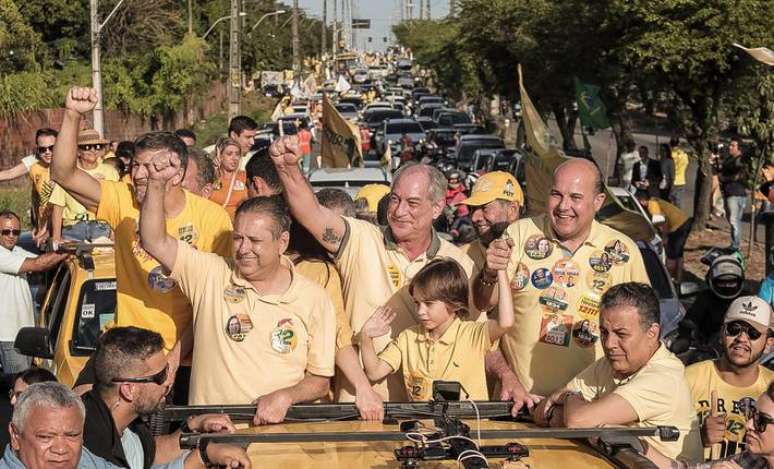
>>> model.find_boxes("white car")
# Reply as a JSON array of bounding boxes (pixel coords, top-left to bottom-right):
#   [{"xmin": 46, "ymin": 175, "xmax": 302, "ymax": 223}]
[{"xmin": 308, "ymin": 167, "xmax": 392, "ymax": 199}]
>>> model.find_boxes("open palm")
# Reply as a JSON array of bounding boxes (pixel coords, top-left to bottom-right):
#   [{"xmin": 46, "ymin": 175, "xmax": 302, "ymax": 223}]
[{"xmin": 362, "ymin": 307, "xmax": 396, "ymax": 338}]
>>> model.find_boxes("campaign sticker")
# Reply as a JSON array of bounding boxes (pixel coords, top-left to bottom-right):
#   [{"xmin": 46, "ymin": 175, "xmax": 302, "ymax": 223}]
[
  {"xmin": 539, "ymin": 286, "xmax": 569, "ymax": 313},
  {"xmin": 223, "ymin": 285, "xmax": 246, "ymax": 304},
  {"xmin": 586, "ymin": 271, "xmax": 612, "ymax": 295},
  {"xmin": 234, "ymin": 179, "xmax": 246, "ymax": 191},
  {"xmin": 577, "ymin": 295, "xmax": 601, "ymax": 320},
  {"xmin": 572, "ymin": 319, "xmax": 599, "ymax": 348},
  {"xmin": 225, "ymin": 313, "xmax": 254, "ymax": 342},
  {"xmin": 94, "ymin": 280, "xmax": 116, "ymax": 291},
  {"xmin": 531, "ymin": 268, "xmax": 553, "ymax": 289},
  {"xmin": 510, "ymin": 263, "xmax": 530, "ymax": 291},
  {"xmin": 178, "ymin": 223, "xmax": 198, "ymax": 245},
  {"xmin": 81, "ymin": 303, "xmax": 96, "ymax": 319},
  {"xmin": 387, "ymin": 265, "xmax": 402, "ymax": 288},
  {"xmin": 524, "ymin": 234, "xmax": 553, "ymax": 260},
  {"xmin": 552, "ymin": 259, "xmax": 580, "ymax": 288},
  {"xmin": 604, "ymin": 239, "xmax": 630, "ymax": 265},
  {"xmin": 539, "ymin": 314, "xmax": 573, "ymax": 347},
  {"xmin": 147, "ymin": 266, "xmax": 177, "ymax": 293},
  {"xmin": 408, "ymin": 373, "xmax": 429, "ymax": 401},
  {"xmin": 588, "ymin": 250, "xmax": 612, "ymax": 273},
  {"xmin": 270, "ymin": 318, "xmax": 297, "ymax": 353}
]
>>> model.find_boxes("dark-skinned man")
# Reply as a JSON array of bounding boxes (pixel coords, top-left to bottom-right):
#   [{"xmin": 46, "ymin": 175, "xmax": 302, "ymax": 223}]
[
  {"xmin": 50, "ymin": 87, "xmax": 233, "ymax": 402},
  {"xmin": 139, "ymin": 152, "xmax": 336, "ymax": 425},
  {"xmin": 475, "ymin": 158, "xmax": 650, "ymax": 398}
]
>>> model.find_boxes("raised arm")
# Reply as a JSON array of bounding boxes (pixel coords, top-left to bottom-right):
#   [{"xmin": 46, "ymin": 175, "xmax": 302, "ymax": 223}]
[
  {"xmin": 359, "ymin": 307, "xmax": 397, "ymax": 382},
  {"xmin": 139, "ymin": 152, "xmax": 181, "ymax": 272},
  {"xmin": 0, "ymin": 162, "xmax": 29, "ymax": 182},
  {"xmin": 486, "ymin": 269, "xmax": 515, "ymax": 342},
  {"xmin": 473, "ymin": 238, "xmax": 513, "ymax": 311},
  {"xmin": 18, "ymin": 252, "xmax": 69, "ymax": 274},
  {"xmin": 269, "ymin": 136, "xmax": 347, "ymax": 253},
  {"xmin": 50, "ymin": 87, "xmax": 102, "ymax": 212}
]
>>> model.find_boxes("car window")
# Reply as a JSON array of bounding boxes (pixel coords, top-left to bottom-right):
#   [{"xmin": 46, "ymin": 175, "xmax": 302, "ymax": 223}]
[
  {"xmin": 47, "ymin": 268, "xmax": 72, "ymax": 351},
  {"xmin": 365, "ymin": 110, "xmax": 403, "ymax": 123},
  {"xmin": 71, "ymin": 279, "xmax": 117, "ymax": 356},
  {"xmin": 458, "ymin": 141, "xmax": 504, "ymax": 161},
  {"xmin": 40, "ymin": 265, "xmax": 67, "ymax": 327},
  {"xmin": 639, "ymin": 245, "xmax": 675, "ymax": 300},
  {"xmin": 386, "ymin": 123, "xmax": 423, "ymax": 134}
]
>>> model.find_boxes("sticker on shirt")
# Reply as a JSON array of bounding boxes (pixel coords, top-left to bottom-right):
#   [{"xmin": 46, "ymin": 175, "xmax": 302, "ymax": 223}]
[
  {"xmin": 572, "ymin": 319, "xmax": 599, "ymax": 348},
  {"xmin": 147, "ymin": 266, "xmax": 177, "ymax": 293},
  {"xmin": 223, "ymin": 285, "xmax": 246, "ymax": 303},
  {"xmin": 225, "ymin": 313, "xmax": 254, "ymax": 342},
  {"xmin": 531, "ymin": 268, "xmax": 553, "ymax": 289},
  {"xmin": 524, "ymin": 234, "xmax": 553, "ymax": 260},
  {"xmin": 539, "ymin": 313, "xmax": 572, "ymax": 347},
  {"xmin": 270, "ymin": 318, "xmax": 298, "ymax": 353},
  {"xmin": 588, "ymin": 250, "xmax": 612, "ymax": 273},
  {"xmin": 407, "ymin": 373, "xmax": 429, "ymax": 401},
  {"xmin": 552, "ymin": 259, "xmax": 580, "ymax": 288},
  {"xmin": 178, "ymin": 224, "xmax": 199, "ymax": 245},
  {"xmin": 233, "ymin": 180, "xmax": 246, "ymax": 191},
  {"xmin": 577, "ymin": 295, "xmax": 601, "ymax": 320},
  {"xmin": 604, "ymin": 239, "xmax": 630, "ymax": 265},
  {"xmin": 387, "ymin": 264, "xmax": 402, "ymax": 288},
  {"xmin": 539, "ymin": 287, "xmax": 568, "ymax": 313},
  {"xmin": 586, "ymin": 271, "xmax": 612, "ymax": 295},
  {"xmin": 510, "ymin": 263, "xmax": 530, "ymax": 291}
]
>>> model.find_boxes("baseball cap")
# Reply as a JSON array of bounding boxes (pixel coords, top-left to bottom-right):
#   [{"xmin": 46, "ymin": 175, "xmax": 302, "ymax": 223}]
[
  {"xmin": 724, "ymin": 296, "xmax": 773, "ymax": 331},
  {"xmin": 355, "ymin": 184, "xmax": 391, "ymax": 213},
  {"xmin": 459, "ymin": 171, "xmax": 524, "ymax": 207},
  {"xmin": 77, "ymin": 128, "xmax": 108, "ymax": 146}
]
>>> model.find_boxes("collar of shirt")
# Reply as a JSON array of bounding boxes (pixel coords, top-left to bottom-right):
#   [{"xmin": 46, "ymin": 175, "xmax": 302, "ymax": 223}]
[
  {"xmin": 540, "ymin": 215, "xmax": 604, "ymax": 254},
  {"xmin": 416, "ymin": 317, "xmax": 462, "ymax": 345},
  {"xmin": 229, "ymin": 255, "xmax": 299, "ymax": 305},
  {"xmin": 382, "ymin": 225, "xmax": 442, "ymax": 258}
]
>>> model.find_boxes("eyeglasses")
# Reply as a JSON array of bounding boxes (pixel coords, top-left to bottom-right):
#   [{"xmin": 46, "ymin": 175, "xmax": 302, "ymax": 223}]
[
  {"xmin": 111, "ymin": 364, "xmax": 168, "ymax": 385},
  {"xmin": 78, "ymin": 144, "xmax": 105, "ymax": 152},
  {"xmin": 0, "ymin": 229, "xmax": 21, "ymax": 236},
  {"xmin": 37, "ymin": 145, "xmax": 55, "ymax": 153},
  {"xmin": 752, "ymin": 409, "xmax": 774, "ymax": 433},
  {"xmin": 7, "ymin": 389, "xmax": 21, "ymax": 401},
  {"xmin": 725, "ymin": 321, "xmax": 764, "ymax": 340}
]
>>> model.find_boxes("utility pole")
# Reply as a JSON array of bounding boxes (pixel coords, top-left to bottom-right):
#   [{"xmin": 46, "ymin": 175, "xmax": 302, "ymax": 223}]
[
  {"xmin": 228, "ymin": 0, "xmax": 241, "ymax": 119},
  {"xmin": 292, "ymin": 0, "xmax": 300, "ymax": 77},
  {"xmin": 321, "ymin": 0, "xmax": 327, "ymax": 56},
  {"xmin": 90, "ymin": 0, "xmax": 103, "ymax": 135},
  {"xmin": 187, "ymin": 0, "xmax": 193, "ymax": 35},
  {"xmin": 332, "ymin": 0, "xmax": 338, "ymax": 58},
  {"xmin": 426, "ymin": 0, "xmax": 431, "ymax": 19}
]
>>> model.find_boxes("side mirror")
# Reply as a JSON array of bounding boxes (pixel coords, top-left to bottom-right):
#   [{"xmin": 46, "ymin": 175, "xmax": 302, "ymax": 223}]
[{"xmin": 14, "ymin": 327, "xmax": 53, "ymax": 359}]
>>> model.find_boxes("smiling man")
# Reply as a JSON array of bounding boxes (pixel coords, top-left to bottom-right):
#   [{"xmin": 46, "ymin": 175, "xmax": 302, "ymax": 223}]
[{"xmin": 474, "ymin": 158, "xmax": 649, "ymax": 397}]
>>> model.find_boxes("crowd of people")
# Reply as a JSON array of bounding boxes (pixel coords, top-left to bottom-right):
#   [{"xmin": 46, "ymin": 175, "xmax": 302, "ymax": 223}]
[{"xmin": 0, "ymin": 85, "xmax": 770, "ymax": 469}]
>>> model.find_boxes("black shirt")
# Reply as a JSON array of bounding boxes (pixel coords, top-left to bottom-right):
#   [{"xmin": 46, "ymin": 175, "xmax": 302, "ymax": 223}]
[
  {"xmin": 82, "ymin": 390, "xmax": 157, "ymax": 469},
  {"xmin": 720, "ymin": 155, "xmax": 748, "ymax": 197}
]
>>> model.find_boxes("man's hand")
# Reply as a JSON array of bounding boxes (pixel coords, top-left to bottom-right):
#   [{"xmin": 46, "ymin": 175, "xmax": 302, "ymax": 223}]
[
  {"xmin": 65, "ymin": 87, "xmax": 98, "ymax": 115},
  {"xmin": 702, "ymin": 391, "xmax": 726, "ymax": 446},
  {"xmin": 499, "ymin": 373, "xmax": 542, "ymax": 416},
  {"xmin": 530, "ymin": 396, "xmax": 553, "ymax": 427},
  {"xmin": 203, "ymin": 443, "xmax": 251, "ymax": 468},
  {"xmin": 269, "ymin": 135, "xmax": 302, "ymax": 169},
  {"xmin": 485, "ymin": 238, "xmax": 514, "ymax": 274},
  {"xmin": 355, "ymin": 386, "xmax": 384, "ymax": 422},
  {"xmin": 362, "ymin": 307, "xmax": 396, "ymax": 338},
  {"xmin": 147, "ymin": 151, "xmax": 181, "ymax": 183},
  {"xmin": 188, "ymin": 414, "xmax": 236, "ymax": 433},
  {"xmin": 32, "ymin": 227, "xmax": 49, "ymax": 248},
  {"xmin": 252, "ymin": 390, "xmax": 293, "ymax": 425}
]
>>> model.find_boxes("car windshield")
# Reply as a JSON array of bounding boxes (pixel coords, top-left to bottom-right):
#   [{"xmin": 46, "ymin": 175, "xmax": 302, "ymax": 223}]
[
  {"xmin": 71, "ymin": 279, "xmax": 117, "ymax": 355},
  {"xmin": 365, "ymin": 110, "xmax": 403, "ymax": 123},
  {"xmin": 458, "ymin": 140, "xmax": 503, "ymax": 161},
  {"xmin": 386, "ymin": 122, "xmax": 423, "ymax": 135},
  {"xmin": 440, "ymin": 113, "xmax": 472, "ymax": 125},
  {"xmin": 336, "ymin": 104, "xmax": 357, "ymax": 113}
]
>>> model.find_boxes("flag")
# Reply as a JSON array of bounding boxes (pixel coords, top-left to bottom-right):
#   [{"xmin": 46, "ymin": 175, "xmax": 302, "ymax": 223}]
[
  {"xmin": 303, "ymin": 74, "xmax": 318, "ymax": 97},
  {"xmin": 733, "ymin": 43, "xmax": 774, "ymax": 66},
  {"xmin": 335, "ymin": 75, "xmax": 351, "ymax": 94},
  {"xmin": 518, "ymin": 65, "xmax": 655, "ymax": 242},
  {"xmin": 574, "ymin": 78, "xmax": 610, "ymax": 130},
  {"xmin": 381, "ymin": 144, "xmax": 392, "ymax": 169},
  {"xmin": 321, "ymin": 95, "xmax": 362, "ymax": 168}
]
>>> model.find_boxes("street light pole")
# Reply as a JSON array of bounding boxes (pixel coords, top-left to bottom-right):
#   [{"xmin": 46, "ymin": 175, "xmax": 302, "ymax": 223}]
[
  {"xmin": 321, "ymin": 0, "xmax": 327, "ymax": 56},
  {"xmin": 90, "ymin": 0, "xmax": 125, "ymax": 136},
  {"xmin": 292, "ymin": 1, "xmax": 300, "ymax": 77},
  {"xmin": 249, "ymin": 10, "xmax": 286, "ymax": 33},
  {"xmin": 228, "ymin": 0, "xmax": 242, "ymax": 120}
]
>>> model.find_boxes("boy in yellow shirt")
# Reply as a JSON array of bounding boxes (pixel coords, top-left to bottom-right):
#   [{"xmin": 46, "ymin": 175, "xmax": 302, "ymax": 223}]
[{"xmin": 360, "ymin": 258, "xmax": 514, "ymax": 401}]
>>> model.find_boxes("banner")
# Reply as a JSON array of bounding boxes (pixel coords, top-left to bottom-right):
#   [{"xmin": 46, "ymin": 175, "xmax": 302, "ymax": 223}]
[
  {"xmin": 574, "ymin": 78, "xmax": 610, "ymax": 130},
  {"xmin": 733, "ymin": 43, "xmax": 774, "ymax": 66},
  {"xmin": 335, "ymin": 75, "xmax": 352, "ymax": 94},
  {"xmin": 321, "ymin": 95, "xmax": 363, "ymax": 168},
  {"xmin": 518, "ymin": 65, "xmax": 656, "ymax": 242}
]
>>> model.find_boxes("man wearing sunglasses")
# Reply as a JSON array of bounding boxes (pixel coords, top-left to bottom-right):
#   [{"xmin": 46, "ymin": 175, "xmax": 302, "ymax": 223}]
[
  {"xmin": 685, "ymin": 296, "xmax": 774, "ymax": 462},
  {"xmin": 83, "ymin": 327, "xmax": 250, "ymax": 468},
  {"xmin": 0, "ymin": 210, "xmax": 68, "ymax": 382}
]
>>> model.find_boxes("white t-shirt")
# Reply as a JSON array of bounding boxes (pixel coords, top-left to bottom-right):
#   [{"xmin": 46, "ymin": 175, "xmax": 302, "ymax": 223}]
[
  {"xmin": 120, "ymin": 428, "xmax": 144, "ymax": 469},
  {"xmin": 620, "ymin": 151, "xmax": 641, "ymax": 186},
  {"xmin": 21, "ymin": 154, "xmax": 37, "ymax": 171},
  {"xmin": 0, "ymin": 245, "xmax": 36, "ymax": 341}
]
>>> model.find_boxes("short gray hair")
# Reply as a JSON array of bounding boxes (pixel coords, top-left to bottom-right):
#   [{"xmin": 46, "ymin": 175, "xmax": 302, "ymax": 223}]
[
  {"xmin": 392, "ymin": 163, "xmax": 447, "ymax": 204},
  {"xmin": 12, "ymin": 382, "xmax": 85, "ymax": 432}
]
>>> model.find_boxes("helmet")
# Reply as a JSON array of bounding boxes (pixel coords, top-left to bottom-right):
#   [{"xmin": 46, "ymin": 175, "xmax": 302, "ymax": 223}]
[
  {"xmin": 445, "ymin": 169, "xmax": 461, "ymax": 182},
  {"xmin": 706, "ymin": 252, "xmax": 745, "ymax": 300}
]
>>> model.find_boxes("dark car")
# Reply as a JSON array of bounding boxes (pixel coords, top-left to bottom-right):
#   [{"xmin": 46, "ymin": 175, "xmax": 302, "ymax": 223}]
[
  {"xmin": 453, "ymin": 134, "xmax": 505, "ymax": 171},
  {"xmin": 363, "ymin": 109, "xmax": 404, "ymax": 131}
]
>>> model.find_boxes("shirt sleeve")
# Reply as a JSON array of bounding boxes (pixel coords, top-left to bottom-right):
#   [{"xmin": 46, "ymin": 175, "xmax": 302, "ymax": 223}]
[
  {"xmin": 202, "ymin": 203, "xmax": 233, "ymax": 257},
  {"xmin": 612, "ymin": 366, "xmax": 675, "ymax": 422},
  {"xmin": 95, "ymin": 180, "xmax": 123, "ymax": 228},
  {"xmin": 0, "ymin": 247, "xmax": 28, "ymax": 275},
  {"xmin": 21, "ymin": 155, "xmax": 37, "ymax": 171},
  {"xmin": 623, "ymin": 238, "xmax": 651, "ymax": 285},
  {"xmin": 565, "ymin": 360, "xmax": 604, "ymax": 402},
  {"xmin": 305, "ymin": 292, "xmax": 337, "ymax": 377},
  {"xmin": 48, "ymin": 184, "xmax": 66, "ymax": 207},
  {"xmin": 377, "ymin": 333, "xmax": 405, "ymax": 373},
  {"xmin": 170, "ymin": 240, "xmax": 228, "ymax": 310}
]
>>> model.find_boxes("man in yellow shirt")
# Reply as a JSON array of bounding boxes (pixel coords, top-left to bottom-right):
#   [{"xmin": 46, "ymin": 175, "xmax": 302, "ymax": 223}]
[
  {"xmin": 49, "ymin": 128, "xmax": 119, "ymax": 241},
  {"xmin": 670, "ymin": 137, "xmax": 690, "ymax": 208},
  {"xmin": 635, "ymin": 190, "xmax": 692, "ymax": 285},
  {"xmin": 685, "ymin": 296, "xmax": 774, "ymax": 461},
  {"xmin": 533, "ymin": 283, "xmax": 703, "ymax": 464},
  {"xmin": 50, "ymin": 87, "xmax": 232, "ymax": 403},
  {"xmin": 475, "ymin": 158, "xmax": 650, "ymax": 396},
  {"xmin": 140, "ymin": 161, "xmax": 336, "ymax": 423}
]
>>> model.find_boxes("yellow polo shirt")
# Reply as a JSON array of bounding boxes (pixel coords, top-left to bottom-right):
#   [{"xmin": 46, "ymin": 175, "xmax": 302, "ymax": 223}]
[
  {"xmin": 295, "ymin": 258, "xmax": 353, "ymax": 350},
  {"xmin": 334, "ymin": 216, "xmax": 475, "ymax": 401},
  {"xmin": 463, "ymin": 239, "xmax": 487, "ymax": 273},
  {"xmin": 378, "ymin": 317, "xmax": 491, "ymax": 401},
  {"xmin": 685, "ymin": 360, "xmax": 774, "ymax": 460},
  {"xmin": 672, "ymin": 148, "xmax": 689, "ymax": 187},
  {"xmin": 646, "ymin": 198, "xmax": 689, "ymax": 234},
  {"xmin": 50, "ymin": 164, "xmax": 119, "ymax": 225},
  {"xmin": 501, "ymin": 215, "xmax": 649, "ymax": 396},
  {"xmin": 96, "ymin": 181, "xmax": 232, "ymax": 354},
  {"xmin": 567, "ymin": 345, "xmax": 703, "ymax": 462},
  {"xmin": 171, "ymin": 243, "xmax": 337, "ymax": 405}
]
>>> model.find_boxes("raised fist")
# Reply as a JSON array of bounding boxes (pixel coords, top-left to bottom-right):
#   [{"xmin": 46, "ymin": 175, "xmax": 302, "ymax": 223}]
[
  {"xmin": 147, "ymin": 151, "xmax": 182, "ymax": 183},
  {"xmin": 64, "ymin": 87, "xmax": 98, "ymax": 115},
  {"xmin": 269, "ymin": 135, "xmax": 302, "ymax": 168}
]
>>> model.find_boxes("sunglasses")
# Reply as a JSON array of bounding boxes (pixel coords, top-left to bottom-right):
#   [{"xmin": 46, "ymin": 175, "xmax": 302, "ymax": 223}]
[
  {"xmin": 79, "ymin": 144, "xmax": 105, "ymax": 152},
  {"xmin": 0, "ymin": 229, "xmax": 21, "ymax": 236},
  {"xmin": 752, "ymin": 409, "xmax": 774, "ymax": 433},
  {"xmin": 725, "ymin": 321, "xmax": 765, "ymax": 340},
  {"xmin": 112, "ymin": 364, "xmax": 168, "ymax": 385},
  {"xmin": 37, "ymin": 145, "xmax": 55, "ymax": 153},
  {"xmin": 7, "ymin": 389, "xmax": 21, "ymax": 401}
]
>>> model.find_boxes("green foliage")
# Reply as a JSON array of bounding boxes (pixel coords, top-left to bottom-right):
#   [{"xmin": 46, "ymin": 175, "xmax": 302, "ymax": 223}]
[
  {"xmin": 0, "ymin": 187, "xmax": 32, "ymax": 229},
  {"xmin": 16, "ymin": 0, "xmax": 88, "ymax": 62},
  {"xmin": 0, "ymin": 0, "xmax": 46, "ymax": 73},
  {"xmin": 0, "ymin": 72, "xmax": 57, "ymax": 118}
]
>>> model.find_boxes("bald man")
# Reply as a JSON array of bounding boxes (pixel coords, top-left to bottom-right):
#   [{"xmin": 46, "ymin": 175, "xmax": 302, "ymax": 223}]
[{"xmin": 474, "ymin": 158, "xmax": 650, "ymax": 396}]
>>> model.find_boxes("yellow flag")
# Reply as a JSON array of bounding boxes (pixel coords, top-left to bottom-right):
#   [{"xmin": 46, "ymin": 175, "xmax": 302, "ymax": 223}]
[
  {"xmin": 321, "ymin": 95, "xmax": 363, "ymax": 168},
  {"xmin": 518, "ymin": 65, "xmax": 656, "ymax": 242},
  {"xmin": 381, "ymin": 143, "xmax": 392, "ymax": 168}
]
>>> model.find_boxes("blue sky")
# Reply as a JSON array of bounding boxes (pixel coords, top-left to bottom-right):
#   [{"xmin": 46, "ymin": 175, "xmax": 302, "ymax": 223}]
[{"xmin": 296, "ymin": 0, "xmax": 450, "ymax": 51}]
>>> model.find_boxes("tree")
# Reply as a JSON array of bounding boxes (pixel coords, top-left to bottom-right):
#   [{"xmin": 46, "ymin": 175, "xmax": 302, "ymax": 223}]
[{"xmin": 0, "ymin": 0, "xmax": 46, "ymax": 73}]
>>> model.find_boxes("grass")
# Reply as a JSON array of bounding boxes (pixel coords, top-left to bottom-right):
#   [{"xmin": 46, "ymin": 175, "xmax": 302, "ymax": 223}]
[{"xmin": 0, "ymin": 186, "xmax": 32, "ymax": 229}]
